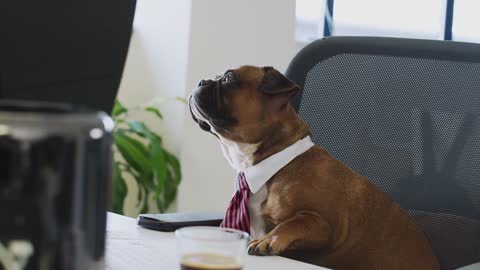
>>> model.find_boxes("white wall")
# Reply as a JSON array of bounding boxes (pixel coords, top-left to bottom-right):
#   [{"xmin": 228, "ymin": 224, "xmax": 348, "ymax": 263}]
[
  {"xmin": 116, "ymin": 0, "xmax": 191, "ymax": 216},
  {"xmin": 178, "ymin": 0, "xmax": 296, "ymax": 212},
  {"xmin": 117, "ymin": 0, "xmax": 296, "ymax": 215}
]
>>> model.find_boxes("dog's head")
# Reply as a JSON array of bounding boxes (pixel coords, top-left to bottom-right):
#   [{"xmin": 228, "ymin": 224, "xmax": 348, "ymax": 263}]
[{"xmin": 189, "ymin": 65, "xmax": 300, "ymax": 145}]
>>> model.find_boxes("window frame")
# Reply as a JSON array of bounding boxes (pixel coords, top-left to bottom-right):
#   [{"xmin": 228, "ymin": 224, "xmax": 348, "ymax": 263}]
[{"xmin": 296, "ymin": 0, "xmax": 474, "ymax": 44}]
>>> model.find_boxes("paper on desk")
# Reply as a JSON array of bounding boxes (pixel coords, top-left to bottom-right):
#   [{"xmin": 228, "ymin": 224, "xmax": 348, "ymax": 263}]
[
  {"xmin": 105, "ymin": 231, "xmax": 179, "ymax": 270},
  {"xmin": 105, "ymin": 235, "xmax": 325, "ymax": 270},
  {"xmin": 105, "ymin": 212, "xmax": 327, "ymax": 270}
]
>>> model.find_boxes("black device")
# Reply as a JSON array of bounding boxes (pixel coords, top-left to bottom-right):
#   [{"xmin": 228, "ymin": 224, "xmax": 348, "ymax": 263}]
[
  {"xmin": 0, "ymin": 0, "xmax": 136, "ymax": 113},
  {"xmin": 0, "ymin": 101, "xmax": 114, "ymax": 270},
  {"xmin": 138, "ymin": 212, "xmax": 224, "ymax": 232},
  {"xmin": 0, "ymin": 1, "xmax": 136, "ymax": 270}
]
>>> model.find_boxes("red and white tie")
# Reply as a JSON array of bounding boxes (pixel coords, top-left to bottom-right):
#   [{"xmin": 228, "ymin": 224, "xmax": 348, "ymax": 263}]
[{"xmin": 220, "ymin": 172, "xmax": 251, "ymax": 234}]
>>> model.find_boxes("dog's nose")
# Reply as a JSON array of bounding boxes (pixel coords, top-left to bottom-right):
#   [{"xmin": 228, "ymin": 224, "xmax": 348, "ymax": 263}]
[{"xmin": 198, "ymin": 79, "xmax": 215, "ymax": 87}]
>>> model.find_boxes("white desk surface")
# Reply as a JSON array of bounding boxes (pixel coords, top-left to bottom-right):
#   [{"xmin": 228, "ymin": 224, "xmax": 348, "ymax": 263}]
[{"xmin": 105, "ymin": 212, "xmax": 328, "ymax": 270}]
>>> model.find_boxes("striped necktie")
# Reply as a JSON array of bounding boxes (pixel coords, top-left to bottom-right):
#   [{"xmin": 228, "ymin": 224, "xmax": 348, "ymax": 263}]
[{"xmin": 220, "ymin": 172, "xmax": 250, "ymax": 234}]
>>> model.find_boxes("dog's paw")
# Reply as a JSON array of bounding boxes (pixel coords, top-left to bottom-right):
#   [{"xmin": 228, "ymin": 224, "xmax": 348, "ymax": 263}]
[{"xmin": 247, "ymin": 236, "xmax": 288, "ymax": 256}]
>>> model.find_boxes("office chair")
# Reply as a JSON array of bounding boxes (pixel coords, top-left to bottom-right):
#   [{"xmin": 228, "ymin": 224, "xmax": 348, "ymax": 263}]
[{"xmin": 285, "ymin": 36, "xmax": 480, "ymax": 270}]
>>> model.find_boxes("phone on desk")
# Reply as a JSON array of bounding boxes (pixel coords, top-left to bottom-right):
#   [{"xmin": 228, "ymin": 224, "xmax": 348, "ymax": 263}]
[{"xmin": 137, "ymin": 211, "xmax": 224, "ymax": 232}]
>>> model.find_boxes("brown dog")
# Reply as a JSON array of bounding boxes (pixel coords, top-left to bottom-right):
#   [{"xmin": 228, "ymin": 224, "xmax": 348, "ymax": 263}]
[{"xmin": 189, "ymin": 65, "xmax": 440, "ymax": 270}]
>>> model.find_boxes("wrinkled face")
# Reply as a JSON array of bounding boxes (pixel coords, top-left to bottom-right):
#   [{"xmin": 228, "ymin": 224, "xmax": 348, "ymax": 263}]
[{"xmin": 189, "ymin": 65, "xmax": 300, "ymax": 144}]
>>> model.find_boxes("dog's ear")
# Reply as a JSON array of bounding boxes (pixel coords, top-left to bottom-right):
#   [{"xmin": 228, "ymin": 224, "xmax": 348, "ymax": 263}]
[{"xmin": 260, "ymin": 68, "xmax": 300, "ymax": 105}]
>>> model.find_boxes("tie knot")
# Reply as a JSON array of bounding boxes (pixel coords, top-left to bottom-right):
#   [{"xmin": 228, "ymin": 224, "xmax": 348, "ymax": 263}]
[{"xmin": 238, "ymin": 172, "xmax": 250, "ymax": 191}]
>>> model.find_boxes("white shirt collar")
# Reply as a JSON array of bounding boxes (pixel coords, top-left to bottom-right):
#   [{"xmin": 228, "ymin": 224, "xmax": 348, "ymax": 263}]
[{"xmin": 237, "ymin": 136, "xmax": 314, "ymax": 193}]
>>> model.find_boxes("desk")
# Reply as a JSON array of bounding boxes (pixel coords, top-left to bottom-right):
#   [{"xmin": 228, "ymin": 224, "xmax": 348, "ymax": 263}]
[{"xmin": 105, "ymin": 212, "xmax": 328, "ymax": 270}]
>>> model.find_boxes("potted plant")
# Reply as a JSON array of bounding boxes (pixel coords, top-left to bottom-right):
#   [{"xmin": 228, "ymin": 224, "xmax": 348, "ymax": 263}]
[{"xmin": 111, "ymin": 99, "xmax": 182, "ymax": 215}]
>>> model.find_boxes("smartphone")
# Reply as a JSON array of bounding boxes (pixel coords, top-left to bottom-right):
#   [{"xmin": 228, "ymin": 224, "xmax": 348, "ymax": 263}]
[{"xmin": 137, "ymin": 211, "xmax": 224, "ymax": 232}]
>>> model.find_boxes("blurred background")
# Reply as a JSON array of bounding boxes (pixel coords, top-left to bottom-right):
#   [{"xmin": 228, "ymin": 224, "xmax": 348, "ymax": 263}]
[{"xmin": 116, "ymin": 0, "xmax": 479, "ymax": 217}]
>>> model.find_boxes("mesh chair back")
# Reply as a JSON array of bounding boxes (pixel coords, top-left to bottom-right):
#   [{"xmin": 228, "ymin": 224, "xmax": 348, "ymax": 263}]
[{"xmin": 286, "ymin": 37, "xmax": 480, "ymax": 270}]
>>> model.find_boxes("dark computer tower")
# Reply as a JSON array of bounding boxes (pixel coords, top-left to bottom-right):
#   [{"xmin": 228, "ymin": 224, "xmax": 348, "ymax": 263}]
[{"xmin": 0, "ymin": 101, "xmax": 113, "ymax": 270}]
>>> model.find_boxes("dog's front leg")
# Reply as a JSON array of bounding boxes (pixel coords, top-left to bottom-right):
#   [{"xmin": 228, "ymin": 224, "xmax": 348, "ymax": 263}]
[{"xmin": 247, "ymin": 211, "xmax": 331, "ymax": 256}]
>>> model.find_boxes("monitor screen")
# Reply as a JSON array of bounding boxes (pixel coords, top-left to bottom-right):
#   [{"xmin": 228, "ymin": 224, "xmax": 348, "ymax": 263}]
[{"xmin": 0, "ymin": 0, "xmax": 137, "ymax": 114}]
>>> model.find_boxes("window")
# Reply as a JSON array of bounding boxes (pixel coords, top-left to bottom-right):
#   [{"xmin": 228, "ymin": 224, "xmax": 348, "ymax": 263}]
[
  {"xmin": 334, "ymin": 0, "xmax": 445, "ymax": 40},
  {"xmin": 453, "ymin": 0, "xmax": 480, "ymax": 43},
  {"xmin": 296, "ymin": 0, "xmax": 480, "ymax": 47},
  {"xmin": 296, "ymin": 0, "xmax": 326, "ymax": 43}
]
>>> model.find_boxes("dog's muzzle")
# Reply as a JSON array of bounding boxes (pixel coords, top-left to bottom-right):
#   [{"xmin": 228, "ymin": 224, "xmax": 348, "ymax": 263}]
[
  {"xmin": 195, "ymin": 79, "xmax": 222, "ymax": 112},
  {"xmin": 189, "ymin": 95, "xmax": 212, "ymax": 132}
]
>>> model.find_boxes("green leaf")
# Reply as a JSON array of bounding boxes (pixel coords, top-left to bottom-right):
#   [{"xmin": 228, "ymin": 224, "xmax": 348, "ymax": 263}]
[
  {"xmin": 137, "ymin": 185, "xmax": 143, "ymax": 208},
  {"xmin": 112, "ymin": 161, "xmax": 127, "ymax": 215},
  {"xmin": 165, "ymin": 150, "xmax": 182, "ymax": 185},
  {"xmin": 114, "ymin": 132, "xmax": 150, "ymax": 174},
  {"xmin": 164, "ymin": 170, "xmax": 178, "ymax": 207},
  {"xmin": 112, "ymin": 100, "xmax": 128, "ymax": 118},
  {"xmin": 155, "ymin": 195, "xmax": 166, "ymax": 213},
  {"xmin": 139, "ymin": 171, "xmax": 155, "ymax": 190},
  {"xmin": 132, "ymin": 172, "xmax": 152, "ymax": 210},
  {"xmin": 151, "ymin": 141, "xmax": 168, "ymax": 199},
  {"xmin": 159, "ymin": 150, "xmax": 181, "ymax": 210},
  {"xmin": 119, "ymin": 162, "xmax": 140, "ymax": 179},
  {"xmin": 127, "ymin": 121, "xmax": 148, "ymax": 138},
  {"xmin": 175, "ymin": 96, "xmax": 188, "ymax": 105},
  {"xmin": 145, "ymin": 107, "xmax": 163, "ymax": 119},
  {"xmin": 127, "ymin": 121, "xmax": 162, "ymax": 143},
  {"xmin": 140, "ymin": 188, "xmax": 149, "ymax": 213},
  {"xmin": 130, "ymin": 169, "xmax": 154, "ymax": 199},
  {"xmin": 111, "ymin": 102, "xmax": 182, "ymax": 214},
  {"xmin": 115, "ymin": 118, "xmax": 126, "ymax": 125}
]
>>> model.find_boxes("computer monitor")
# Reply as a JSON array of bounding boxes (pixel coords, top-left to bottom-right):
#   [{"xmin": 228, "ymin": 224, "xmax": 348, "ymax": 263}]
[
  {"xmin": 0, "ymin": 0, "xmax": 137, "ymax": 113},
  {"xmin": 0, "ymin": 2, "xmax": 136, "ymax": 269}
]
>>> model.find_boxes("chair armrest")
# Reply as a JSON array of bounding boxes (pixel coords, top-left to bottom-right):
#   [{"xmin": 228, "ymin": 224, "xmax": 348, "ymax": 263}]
[{"xmin": 456, "ymin": 262, "xmax": 480, "ymax": 270}]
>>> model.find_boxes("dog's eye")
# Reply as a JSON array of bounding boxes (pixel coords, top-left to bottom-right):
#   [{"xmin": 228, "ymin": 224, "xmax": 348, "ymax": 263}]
[{"xmin": 222, "ymin": 73, "xmax": 234, "ymax": 83}]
